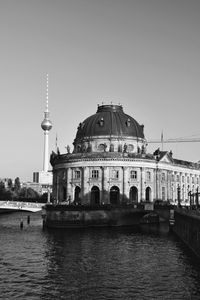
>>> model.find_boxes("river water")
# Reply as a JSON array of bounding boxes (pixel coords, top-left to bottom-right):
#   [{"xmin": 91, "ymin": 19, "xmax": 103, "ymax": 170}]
[{"xmin": 0, "ymin": 211, "xmax": 200, "ymax": 300}]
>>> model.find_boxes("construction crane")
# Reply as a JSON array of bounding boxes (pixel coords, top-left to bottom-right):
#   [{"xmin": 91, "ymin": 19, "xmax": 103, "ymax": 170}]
[{"xmin": 148, "ymin": 138, "xmax": 200, "ymax": 143}]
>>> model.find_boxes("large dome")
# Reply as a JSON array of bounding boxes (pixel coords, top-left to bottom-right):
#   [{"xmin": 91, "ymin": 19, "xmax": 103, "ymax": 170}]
[
  {"xmin": 73, "ymin": 104, "xmax": 146, "ymax": 154},
  {"xmin": 75, "ymin": 104, "xmax": 144, "ymax": 140}
]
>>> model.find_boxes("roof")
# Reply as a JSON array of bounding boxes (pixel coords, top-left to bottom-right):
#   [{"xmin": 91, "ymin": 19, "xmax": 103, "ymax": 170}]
[
  {"xmin": 74, "ymin": 104, "xmax": 145, "ymax": 142},
  {"xmin": 155, "ymin": 149, "xmax": 200, "ymax": 170}
]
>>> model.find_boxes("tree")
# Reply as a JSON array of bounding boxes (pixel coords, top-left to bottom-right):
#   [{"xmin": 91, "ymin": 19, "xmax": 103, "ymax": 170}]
[
  {"xmin": 7, "ymin": 178, "xmax": 13, "ymax": 190},
  {"xmin": 19, "ymin": 187, "xmax": 39, "ymax": 199},
  {"xmin": 0, "ymin": 181, "xmax": 12, "ymax": 200},
  {"xmin": 14, "ymin": 177, "xmax": 21, "ymax": 192}
]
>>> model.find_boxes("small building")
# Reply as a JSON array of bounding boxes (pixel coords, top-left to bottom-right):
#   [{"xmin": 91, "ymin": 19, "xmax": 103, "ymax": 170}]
[
  {"xmin": 50, "ymin": 104, "xmax": 200, "ymax": 205},
  {"xmin": 32, "ymin": 171, "xmax": 52, "ymax": 194}
]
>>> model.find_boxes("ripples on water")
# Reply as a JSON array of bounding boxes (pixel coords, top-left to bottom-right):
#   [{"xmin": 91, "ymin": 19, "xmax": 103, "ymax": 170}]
[{"xmin": 0, "ymin": 212, "xmax": 200, "ymax": 300}]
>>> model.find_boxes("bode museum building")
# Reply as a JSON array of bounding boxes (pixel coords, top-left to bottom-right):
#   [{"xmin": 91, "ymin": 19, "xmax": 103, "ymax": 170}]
[{"xmin": 50, "ymin": 104, "xmax": 200, "ymax": 206}]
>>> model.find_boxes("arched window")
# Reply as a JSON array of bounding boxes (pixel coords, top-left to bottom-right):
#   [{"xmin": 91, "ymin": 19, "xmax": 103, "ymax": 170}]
[
  {"xmin": 110, "ymin": 186, "xmax": 120, "ymax": 205},
  {"xmin": 91, "ymin": 186, "xmax": 100, "ymax": 205},
  {"xmin": 74, "ymin": 186, "xmax": 81, "ymax": 204},
  {"xmin": 145, "ymin": 187, "xmax": 151, "ymax": 202},
  {"xmin": 129, "ymin": 186, "xmax": 138, "ymax": 203}
]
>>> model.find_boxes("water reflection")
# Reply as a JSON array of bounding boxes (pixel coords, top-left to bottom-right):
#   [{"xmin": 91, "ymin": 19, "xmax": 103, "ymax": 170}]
[
  {"xmin": 42, "ymin": 225, "xmax": 200, "ymax": 300},
  {"xmin": 1, "ymin": 212, "xmax": 200, "ymax": 299}
]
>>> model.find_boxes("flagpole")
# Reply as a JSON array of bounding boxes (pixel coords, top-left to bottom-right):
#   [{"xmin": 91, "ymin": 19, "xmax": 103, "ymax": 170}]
[{"xmin": 161, "ymin": 130, "xmax": 164, "ymax": 151}]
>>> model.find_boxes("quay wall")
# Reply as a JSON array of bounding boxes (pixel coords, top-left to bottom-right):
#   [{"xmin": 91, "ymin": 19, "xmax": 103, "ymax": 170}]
[
  {"xmin": 42, "ymin": 204, "xmax": 158, "ymax": 228},
  {"xmin": 173, "ymin": 209, "xmax": 200, "ymax": 258}
]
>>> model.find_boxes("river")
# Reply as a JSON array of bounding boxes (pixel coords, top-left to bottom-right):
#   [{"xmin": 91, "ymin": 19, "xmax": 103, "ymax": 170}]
[{"xmin": 0, "ymin": 211, "xmax": 200, "ymax": 299}]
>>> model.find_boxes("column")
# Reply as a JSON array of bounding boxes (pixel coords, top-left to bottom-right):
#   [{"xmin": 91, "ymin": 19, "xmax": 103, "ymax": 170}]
[
  {"xmin": 122, "ymin": 166, "xmax": 128, "ymax": 203},
  {"xmin": 66, "ymin": 168, "xmax": 72, "ymax": 203},
  {"xmin": 82, "ymin": 167, "xmax": 89, "ymax": 204},
  {"xmin": 102, "ymin": 167, "xmax": 109, "ymax": 204},
  {"xmin": 140, "ymin": 167, "xmax": 145, "ymax": 201}
]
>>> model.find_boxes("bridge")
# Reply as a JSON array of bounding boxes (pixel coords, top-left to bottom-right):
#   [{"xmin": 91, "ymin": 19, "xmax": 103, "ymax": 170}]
[{"xmin": 0, "ymin": 201, "xmax": 43, "ymax": 213}]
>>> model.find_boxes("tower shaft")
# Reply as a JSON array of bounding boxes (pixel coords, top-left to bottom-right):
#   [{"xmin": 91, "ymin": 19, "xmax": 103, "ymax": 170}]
[{"xmin": 43, "ymin": 130, "xmax": 49, "ymax": 172}]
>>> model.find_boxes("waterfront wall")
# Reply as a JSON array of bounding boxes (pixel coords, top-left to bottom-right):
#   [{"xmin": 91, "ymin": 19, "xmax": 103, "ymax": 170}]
[
  {"xmin": 42, "ymin": 204, "xmax": 157, "ymax": 228},
  {"xmin": 173, "ymin": 209, "xmax": 200, "ymax": 258}
]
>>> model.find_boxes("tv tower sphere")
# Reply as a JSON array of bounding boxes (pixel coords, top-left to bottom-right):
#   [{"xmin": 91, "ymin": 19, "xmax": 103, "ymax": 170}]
[{"xmin": 41, "ymin": 115, "xmax": 52, "ymax": 131}]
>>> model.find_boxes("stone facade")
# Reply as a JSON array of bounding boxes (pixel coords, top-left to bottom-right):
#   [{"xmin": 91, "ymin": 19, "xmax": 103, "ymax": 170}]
[{"xmin": 50, "ymin": 104, "xmax": 200, "ymax": 206}]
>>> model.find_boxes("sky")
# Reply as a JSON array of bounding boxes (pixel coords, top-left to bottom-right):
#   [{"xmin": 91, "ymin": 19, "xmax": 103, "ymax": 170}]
[{"xmin": 0, "ymin": 0, "xmax": 200, "ymax": 182}]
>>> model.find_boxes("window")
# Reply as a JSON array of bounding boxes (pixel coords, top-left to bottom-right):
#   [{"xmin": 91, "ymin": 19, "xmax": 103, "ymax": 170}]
[
  {"xmin": 197, "ymin": 177, "xmax": 199, "ymax": 185},
  {"xmin": 98, "ymin": 144, "xmax": 107, "ymax": 151},
  {"xmin": 182, "ymin": 176, "xmax": 185, "ymax": 182},
  {"xmin": 98, "ymin": 118, "xmax": 104, "ymax": 127},
  {"xmin": 74, "ymin": 170, "xmax": 81, "ymax": 179},
  {"xmin": 162, "ymin": 187, "xmax": 165, "ymax": 200},
  {"xmin": 161, "ymin": 173, "xmax": 165, "ymax": 181},
  {"xmin": 146, "ymin": 171, "xmax": 151, "ymax": 181},
  {"xmin": 127, "ymin": 144, "xmax": 134, "ymax": 152},
  {"xmin": 176, "ymin": 175, "xmax": 180, "ymax": 182},
  {"xmin": 130, "ymin": 170, "xmax": 137, "ymax": 179},
  {"xmin": 187, "ymin": 176, "xmax": 190, "ymax": 183},
  {"xmin": 92, "ymin": 170, "xmax": 99, "ymax": 179},
  {"xmin": 172, "ymin": 174, "xmax": 174, "ymax": 181},
  {"xmin": 192, "ymin": 177, "xmax": 194, "ymax": 184},
  {"xmin": 112, "ymin": 170, "xmax": 119, "ymax": 179}
]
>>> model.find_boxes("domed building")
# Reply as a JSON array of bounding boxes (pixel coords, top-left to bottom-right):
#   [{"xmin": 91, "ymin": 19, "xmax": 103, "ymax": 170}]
[{"xmin": 50, "ymin": 104, "xmax": 200, "ymax": 207}]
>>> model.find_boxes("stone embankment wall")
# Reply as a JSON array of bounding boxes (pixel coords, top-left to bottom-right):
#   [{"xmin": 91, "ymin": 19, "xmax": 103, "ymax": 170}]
[
  {"xmin": 42, "ymin": 204, "xmax": 158, "ymax": 228},
  {"xmin": 173, "ymin": 209, "xmax": 200, "ymax": 258}
]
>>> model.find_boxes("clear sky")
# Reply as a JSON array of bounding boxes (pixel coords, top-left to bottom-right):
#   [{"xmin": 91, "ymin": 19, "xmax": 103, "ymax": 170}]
[{"xmin": 0, "ymin": 0, "xmax": 200, "ymax": 181}]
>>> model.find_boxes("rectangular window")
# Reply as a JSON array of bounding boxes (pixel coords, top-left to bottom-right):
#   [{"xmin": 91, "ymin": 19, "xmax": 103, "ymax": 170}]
[
  {"xmin": 182, "ymin": 176, "xmax": 185, "ymax": 182},
  {"xmin": 187, "ymin": 176, "xmax": 190, "ymax": 183},
  {"xmin": 74, "ymin": 170, "xmax": 81, "ymax": 179},
  {"xmin": 192, "ymin": 177, "xmax": 194, "ymax": 184},
  {"xmin": 161, "ymin": 173, "xmax": 165, "ymax": 181},
  {"xmin": 112, "ymin": 170, "xmax": 119, "ymax": 179},
  {"xmin": 197, "ymin": 177, "xmax": 199, "ymax": 185},
  {"xmin": 92, "ymin": 170, "xmax": 99, "ymax": 179},
  {"xmin": 162, "ymin": 187, "xmax": 165, "ymax": 200},
  {"xmin": 146, "ymin": 171, "xmax": 151, "ymax": 181},
  {"xmin": 176, "ymin": 175, "xmax": 180, "ymax": 182},
  {"xmin": 130, "ymin": 170, "xmax": 137, "ymax": 179}
]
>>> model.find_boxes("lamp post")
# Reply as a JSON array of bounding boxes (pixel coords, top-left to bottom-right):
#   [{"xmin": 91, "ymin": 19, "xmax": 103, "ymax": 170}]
[
  {"xmin": 188, "ymin": 191, "xmax": 192, "ymax": 208},
  {"xmin": 196, "ymin": 187, "xmax": 199, "ymax": 208},
  {"xmin": 156, "ymin": 155, "xmax": 159, "ymax": 201}
]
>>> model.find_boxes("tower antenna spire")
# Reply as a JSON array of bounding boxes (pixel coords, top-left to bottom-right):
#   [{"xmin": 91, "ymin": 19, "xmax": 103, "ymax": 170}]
[{"xmin": 46, "ymin": 73, "xmax": 49, "ymax": 112}]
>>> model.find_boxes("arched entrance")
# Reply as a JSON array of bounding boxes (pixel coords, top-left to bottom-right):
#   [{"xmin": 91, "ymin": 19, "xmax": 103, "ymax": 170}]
[
  {"xmin": 74, "ymin": 186, "xmax": 81, "ymax": 204},
  {"xmin": 129, "ymin": 186, "xmax": 138, "ymax": 203},
  {"xmin": 145, "ymin": 187, "xmax": 151, "ymax": 202},
  {"xmin": 110, "ymin": 186, "xmax": 120, "ymax": 205},
  {"xmin": 91, "ymin": 186, "xmax": 100, "ymax": 205}
]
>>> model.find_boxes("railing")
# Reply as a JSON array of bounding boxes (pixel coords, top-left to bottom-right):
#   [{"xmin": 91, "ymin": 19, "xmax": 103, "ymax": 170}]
[
  {"xmin": 175, "ymin": 207, "xmax": 200, "ymax": 218},
  {"xmin": 0, "ymin": 201, "xmax": 43, "ymax": 212}
]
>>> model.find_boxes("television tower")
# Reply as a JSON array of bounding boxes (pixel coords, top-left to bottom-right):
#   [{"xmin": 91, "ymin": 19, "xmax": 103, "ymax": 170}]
[{"xmin": 41, "ymin": 74, "xmax": 52, "ymax": 172}]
